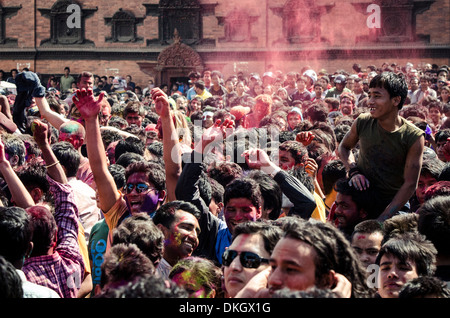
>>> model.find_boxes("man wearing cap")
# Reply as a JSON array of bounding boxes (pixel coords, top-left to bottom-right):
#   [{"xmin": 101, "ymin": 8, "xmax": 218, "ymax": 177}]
[
  {"xmin": 303, "ymin": 69, "xmax": 317, "ymax": 93},
  {"xmin": 262, "ymin": 72, "xmax": 275, "ymax": 87},
  {"xmin": 325, "ymin": 75, "xmax": 352, "ymax": 99}
]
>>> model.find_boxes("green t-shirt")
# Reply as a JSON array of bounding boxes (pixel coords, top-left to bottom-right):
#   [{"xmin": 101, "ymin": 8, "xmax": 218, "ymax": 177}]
[
  {"xmin": 356, "ymin": 113, "xmax": 424, "ymax": 204},
  {"xmin": 88, "ymin": 219, "xmax": 109, "ymax": 296},
  {"xmin": 60, "ymin": 75, "xmax": 75, "ymax": 93}
]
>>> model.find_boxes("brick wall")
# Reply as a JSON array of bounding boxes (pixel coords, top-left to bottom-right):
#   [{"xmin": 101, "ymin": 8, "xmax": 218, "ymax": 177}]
[{"xmin": 0, "ymin": 0, "xmax": 448, "ymax": 88}]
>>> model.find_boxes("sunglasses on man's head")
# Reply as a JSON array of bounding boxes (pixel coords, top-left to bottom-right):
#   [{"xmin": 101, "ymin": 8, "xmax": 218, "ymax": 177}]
[
  {"xmin": 222, "ymin": 249, "xmax": 269, "ymax": 269},
  {"xmin": 124, "ymin": 183, "xmax": 156, "ymax": 194}
]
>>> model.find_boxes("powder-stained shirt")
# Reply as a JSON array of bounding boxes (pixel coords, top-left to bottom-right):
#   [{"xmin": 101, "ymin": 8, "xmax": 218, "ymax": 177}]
[{"xmin": 23, "ymin": 177, "xmax": 84, "ymax": 298}]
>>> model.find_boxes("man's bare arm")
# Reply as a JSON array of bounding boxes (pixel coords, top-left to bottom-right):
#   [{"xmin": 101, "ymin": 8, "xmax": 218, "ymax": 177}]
[{"xmin": 377, "ymin": 136, "xmax": 424, "ymax": 221}]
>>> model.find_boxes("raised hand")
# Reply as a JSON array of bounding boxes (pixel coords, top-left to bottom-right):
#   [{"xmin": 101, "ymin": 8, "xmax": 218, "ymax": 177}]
[
  {"xmin": 242, "ymin": 148, "xmax": 273, "ymax": 170},
  {"xmin": 303, "ymin": 157, "xmax": 318, "ymax": 178},
  {"xmin": 31, "ymin": 119, "xmax": 50, "ymax": 147},
  {"xmin": 196, "ymin": 118, "xmax": 234, "ymax": 153},
  {"xmin": 296, "ymin": 131, "xmax": 315, "ymax": 146},
  {"xmin": 150, "ymin": 87, "xmax": 170, "ymax": 118},
  {"xmin": 72, "ymin": 88, "xmax": 104, "ymax": 121}
]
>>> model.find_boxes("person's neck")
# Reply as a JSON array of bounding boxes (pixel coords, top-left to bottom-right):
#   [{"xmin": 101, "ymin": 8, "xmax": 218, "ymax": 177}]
[
  {"xmin": 377, "ymin": 114, "xmax": 402, "ymax": 132},
  {"xmin": 164, "ymin": 252, "xmax": 180, "ymax": 267}
]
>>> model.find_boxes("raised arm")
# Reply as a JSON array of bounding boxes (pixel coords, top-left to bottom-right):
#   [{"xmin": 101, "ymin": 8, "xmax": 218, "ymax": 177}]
[
  {"xmin": 34, "ymin": 97, "xmax": 69, "ymax": 130},
  {"xmin": 72, "ymin": 89, "xmax": 120, "ymax": 213},
  {"xmin": 31, "ymin": 119, "xmax": 67, "ymax": 184},
  {"xmin": 242, "ymin": 148, "xmax": 316, "ymax": 219},
  {"xmin": 151, "ymin": 87, "xmax": 182, "ymax": 202},
  {"xmin": 0, "ymin": 137, "xmax": 34, "ymax": 208},
  {"xmin": 14, "ymin": 70, "xmax": 68, "ymax": 130}
]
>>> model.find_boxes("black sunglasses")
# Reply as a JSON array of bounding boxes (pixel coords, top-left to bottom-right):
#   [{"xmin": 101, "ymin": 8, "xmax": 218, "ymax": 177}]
[
  {"xmin": 124, "ymin": 183, "xmax": 156, "ymax": 194},
  {"xmin": 222, "ymin": 249, "xmax": 269, "ymax": 269}
]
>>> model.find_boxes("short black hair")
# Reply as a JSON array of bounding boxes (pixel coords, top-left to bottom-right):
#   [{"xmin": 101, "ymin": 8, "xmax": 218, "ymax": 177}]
[{"xmin": 369, "ymin": 72, "xmax": 408, "ymax": 109}]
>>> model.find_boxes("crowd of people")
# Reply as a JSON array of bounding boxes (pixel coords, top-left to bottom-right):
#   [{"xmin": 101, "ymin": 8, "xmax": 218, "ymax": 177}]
[{"xmin": 1, "ymin": 60, "xmax": 450, "ymax": 300}]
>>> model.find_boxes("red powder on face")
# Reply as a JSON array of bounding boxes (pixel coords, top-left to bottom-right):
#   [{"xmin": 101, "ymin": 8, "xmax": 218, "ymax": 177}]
[{"xmin": 357, "ymin": 235, "xmax": 366, "ymax": 240}]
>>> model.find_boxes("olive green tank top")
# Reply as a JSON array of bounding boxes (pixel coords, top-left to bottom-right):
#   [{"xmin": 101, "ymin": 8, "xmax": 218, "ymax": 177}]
[{"xmin": 356, "ymin": 113, "xmax": 424, "ymax": 203}]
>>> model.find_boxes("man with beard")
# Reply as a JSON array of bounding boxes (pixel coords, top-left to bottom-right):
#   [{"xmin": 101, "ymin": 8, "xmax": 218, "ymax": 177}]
[{"xmin": 338, "ymin": 92, "xmax": 356, "ymax": 117}]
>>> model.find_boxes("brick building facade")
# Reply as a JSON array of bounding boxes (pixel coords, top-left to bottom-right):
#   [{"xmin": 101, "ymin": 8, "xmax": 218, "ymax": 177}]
[{"xmin": 0, "ymin": 0, "xmax": 449, "ymax": 89}]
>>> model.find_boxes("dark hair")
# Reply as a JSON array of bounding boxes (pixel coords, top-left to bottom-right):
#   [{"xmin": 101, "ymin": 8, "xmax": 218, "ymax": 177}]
[
  {"xmin": 100, "ymin": 243, "xmax": 155, "ymax": 289},
  {"xmin": 375, "ymin": 232, "xmax": 437, "ymax": 277},
  {"xmin": 114, "ymin": 136, "xmax": 145, "ymax": 162},
  {"xmin": 108, "ymin": 164, "xmax": 126, "ymax": 190},
  {"xmin": 0, "ymin": 255, "xmax": 23, "ymax": 298},
  {"xmin": 77, "ymin": 71, "xmax": 93, "ymax": 83},
  {"xmin": 233, "ymin": 220, "xmax": 283, "ymax": 255},
  {"xmin": 321, "ymin": 160, "xmax": 346, "ymax": 195},
  {"xmin": 420, "ymin": 157, "xmax": 445, "ymax": 179},
  {"xmin": 369, "ymin": 72, "xmax": 408, "ymax": 109},
  {"xmin": 51, "ymin": 141, "xmax": 81, "ymax": 178},
  {"xmin": 3, "ymin": 134, "xmax": 26, "ymax": 166},
  {"xmin": 223, "ymin": 177, "xmax": 262, "ymax": 210},
  {"xmin": 209, "ymin": 177, "xmax": 224, "ymax": 205},
  {"xmin": 399, "ymin": 276, "xmax": 450, "ymax": 298},
  {"xmin": 96, "ymin": 273, "xmax": 188, "ymax": 298},
  {"xmin": 207, "ymin": 161, "xmax": 243, "ymax": 188},
  {"xmin": 16, "ymin": 161, "xmax": 52, "ymax": 204},
  {"xmin": 279, "ymin": 140, "xmax": 308, "ymax": 166},
  {"xmin": 282, "ymin": 218, "xmax": 373, "ymax": 298},
  {"xmin": 115, "ymin": 152, "xmax": 145, "ymax": 168},
  {"xmin": 334, "ymin": 178, "xmax": 381, "ymax": 219},
  {"xmin": 351, "ymin": 219, "xmax": 384, "ymax": 239},
  {"xmin": 417, "ymin": 195, "xmax": 450, "ymax": 256},
  {"xmin": 112, "ymin": 213, "xmax": 164, "ymax": 267},
  {"xmin": 153, "ymin": 200, "xmax": 201, "ymax": 229},
  {"xmin": 125, "ymin": 161, "xmax": 166, "ymax": 192},
  {"xmin": 123, "ymin": 101, "xmax": 145, "ymax": 118},
  {"xmin": 0, "ymin": 206, "xmax": 33, "ymax": 263},
  {"xmin": 25, "ymin": 205, "xmax": 57, "ymax": 257},
  {"xmin": 247, "ymin": 170, "xmax": 283, "ymax": 220}
]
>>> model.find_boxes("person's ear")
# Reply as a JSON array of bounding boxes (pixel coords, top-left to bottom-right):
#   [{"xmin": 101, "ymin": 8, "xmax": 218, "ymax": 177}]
[
  {"xmin": 26, "ymin": 242, "xmax": 34, "ymax": 258},
  {"xmin": 158, "ymin": 190, "xmax": 166, "ymax": 202},
  {"xmin": 9, "ymin": 154, "xmax": 19, "ymax": 166},
  {"xmin": 392, "ymin": 96, "xmax": 401, "ymax": 107},
  {"xmin": 30, "ymin": 187, "xmax": 43, "ymax": 203}
]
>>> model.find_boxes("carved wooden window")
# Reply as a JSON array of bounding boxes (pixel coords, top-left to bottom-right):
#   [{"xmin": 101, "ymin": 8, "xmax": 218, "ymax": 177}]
[
  {"xmin": 105, "ymin": 9, "xmax": 144, "ymax": 43},
  {"xmin": 159, "ymin": 0, "xmax": 202, "ymax": 45}
]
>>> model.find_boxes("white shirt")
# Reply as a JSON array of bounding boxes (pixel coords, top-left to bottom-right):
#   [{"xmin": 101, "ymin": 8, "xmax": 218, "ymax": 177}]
[{"xmin": 17, "ymin": 269, "xmax": 60, "ymax": 298}]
